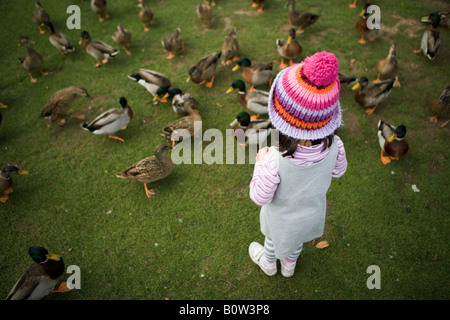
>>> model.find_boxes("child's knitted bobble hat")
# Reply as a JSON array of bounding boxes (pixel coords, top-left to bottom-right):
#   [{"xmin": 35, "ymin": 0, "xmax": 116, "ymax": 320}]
[{"xmin": 268, "ymin": 51, "xmax": 343, "ymax": 141}]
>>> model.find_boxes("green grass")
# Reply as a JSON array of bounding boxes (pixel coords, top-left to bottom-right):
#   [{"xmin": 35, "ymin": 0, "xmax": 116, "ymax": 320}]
[{"xmin": 1, "ymin": 0, "xmax": 449, "ymax": 300}]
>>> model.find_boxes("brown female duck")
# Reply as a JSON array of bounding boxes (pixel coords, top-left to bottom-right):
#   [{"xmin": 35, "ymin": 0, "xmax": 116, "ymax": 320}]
[
  {"xmin": 91, "ymin": 0, "xmax": 110, "ymax": 22},
  {"xmin": 162, "ymin": 103, "xmax": 202, "ymax": 148},
  {"xmin": 187, "ymin": 52, "xmax": 221, "ymax": 88},
  {"xmin": 139, "ymin": 1, "xmax": 155, "ymax": 32},
  {"xmin": 116, "ymin": 144, "xmax": 173, "ymax": 198},
  {"xmin": 222, "ymin": 27, "xmax": 239, "ymax": 65},
  {"xmin": 32, "ymin": 1, "xmax": 50, "ymax": 34},
  {"xmin": 285, "ymin": 0, "xmax": 320, "ymax": 34},
  {"xmin": 40, "ymin": 86, "xmax": 91, "ymax": 126},
  {"xmin": 429, "ymin": 86, "xmax": 450, "ymax": 127},
  {"xmin": 162, "ymin": 28, "xmax": 184, "ymax": 59},
  {"xmin": 18, "ymin": 36, "xmax": 48, "ymax": 83},
  {"xmin": 112, "ymin": 24, "xmax": 132, "ymax": 55}
]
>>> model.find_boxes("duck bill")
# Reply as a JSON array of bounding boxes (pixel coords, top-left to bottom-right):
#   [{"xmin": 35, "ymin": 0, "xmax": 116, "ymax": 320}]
[
  {"xmin": 226, "ymin": 87, "xmax": 234, "ymax": 94},
  {"xmin": 46, "ymin": 252, "xmax": 61, "ymax": 261},
  {"xmin": 229, "ymin": 119, "xmax": 239, "ymax": 127},
  {"xmin": 18, "ymin": 170, "xmax": 29, "ymax": 175},
  {"xmin": 232, "ymin": 65, "xmax": 240, "ymax": 72},
  {"xmin": 287, "ymin": 36, "xmax": 292, "ymax": 44},
  {"xmin": 186, "ymin": 75, "xmax": 191, "ymax": 83},
  {"xmin": 387, "ymin": 134, "xmax": 397, "ymax": 143},
  {"xmin": 351, "ymin": 82, "xmax": 361, "ymax": 90},
  {"xmin": 420, "ymin": 16, "xmax": 431, "ymax": 23},
  {"xmin": 78, "ymin": 38, "xmax": 83, "ymax": 45}
]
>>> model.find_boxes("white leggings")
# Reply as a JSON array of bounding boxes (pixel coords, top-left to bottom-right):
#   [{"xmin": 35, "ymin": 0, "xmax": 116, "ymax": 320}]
[{"xmin": 264, "ymin": 237, "xmax": 303, "ymax": 262}]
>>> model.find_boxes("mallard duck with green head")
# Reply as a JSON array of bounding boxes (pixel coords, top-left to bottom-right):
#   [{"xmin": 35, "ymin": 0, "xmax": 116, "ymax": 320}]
[
  {"xmin": 32, "ymin": 1, "xmax": 50, "ymax": 34},
  {"xmin": 232, "ymin": 57, "xmax": 273, "ymax": 90},
  {"xmin": 285, "ymin": 0, "xmax": 320, "ymax": 34},
  {"xmin": 112, "ymin": 24, "xmax": 132, "ymax": 55},
  {"xmin": 352, "ymin": 76, "xmax": 396, "ymax": 115},
  {"xmin": 116, "ymin": 144, "xmax": 173, "ymax": 198},
  {"xmin": 276, "ymin": 28, "xmax": 302, "ymax": 69},
  {"xmin": 0, "ymin": 166, "xmax": 28, "ymax": 203},
  {"xmin": 6, "ymin": 246, "xmax": 70, "ymax": 300},
  {"xmin": 42, "ymin": 20, "xmax": 75, "ymax": 55},
  {"xmin": 139, "ymin": 1, "xmax": 155, "ymax": 32},
  {"xmin": 226, "ymin": 79, "xmax": 269, "ymax": 116},
  {"xmin": 79, "ymin": 31, "xmax": 119, "ymax": 67},
  {"xmin": 375, "ymin": 42, "xmax": 400, "ymax": 86},
  {"xmin": 81, "ymin": 97, "xmax": 133, "ymax": 142},
  {"xmin": 162, "ymin": 103, "xmax": 202, "ymax": 149},
  {"xmin": 414, "ymin": 12, "xmax": 442, "ymax": 60},
  {"xmin": 128, "ymin": 69, "xmax": 172, "ymax": 102},
  {"xmin": 40, "ymin": 86, "xmax": 91, "ymax": 127},
  {"xmin": 429, "ymin": 86, "xmax": 450, "ymax": 127},
  {"xmin": 377, "ymin": 120, "xmax": 408, "ymax": 164},
  {"xmin": 197, "ymin": 2, "xmax": 212, "ymax": 27},
  {"xmin": 18, "ymin": 36, "xmax": 48, "ymax": 83},
  {"xmin": 230, "ymin": 111, "xmax": 272, "ymax": 147},
  {"xmin": 162, "ymin": 28, "xmax": 184, "ymax": 59},
  {"xmin": 187, "ymin": 52, "xmax": 221, "ymax": 88},
  {"xmin": 222, "ymin": 27, "xmax": 239, "ymax": 65},
  {"xmin": 91, "ymin": 0, "xmax": 110, "ymax": 22}
]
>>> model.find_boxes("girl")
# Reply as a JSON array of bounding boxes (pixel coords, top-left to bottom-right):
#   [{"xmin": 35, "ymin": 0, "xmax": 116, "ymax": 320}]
[{"xmin": 249, "ymin": 51, "xmax": 348, "ymax": 277}]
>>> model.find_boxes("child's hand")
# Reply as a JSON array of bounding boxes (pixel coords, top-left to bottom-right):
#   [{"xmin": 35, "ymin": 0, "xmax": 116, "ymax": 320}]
[{"xmin": 256, "ymin": 146, "xmax": 270, "ymax": 162}]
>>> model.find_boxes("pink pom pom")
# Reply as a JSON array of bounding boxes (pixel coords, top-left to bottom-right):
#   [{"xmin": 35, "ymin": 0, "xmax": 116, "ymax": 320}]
[{"xmin": 302, "ymin": 51, "xmax": 339, "ymax": 87}]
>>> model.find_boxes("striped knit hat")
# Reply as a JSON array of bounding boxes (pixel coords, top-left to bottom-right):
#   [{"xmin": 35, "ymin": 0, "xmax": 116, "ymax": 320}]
[{"xmin": 268, "ymin": 51, "xmax": 342, "ymax": 141}]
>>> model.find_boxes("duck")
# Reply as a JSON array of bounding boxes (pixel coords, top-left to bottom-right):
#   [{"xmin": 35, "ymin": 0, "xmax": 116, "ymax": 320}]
[
  {"xmin": 230, "ymin": 112, "xmax": 272, "ymax": 147},
  {"xmin": 79, "ymin": 31, "xmax": 119, "ymax": 68},
  {"xmin": 154, "ymin": 86, "xmax": 181, "ymax": 104},
  {"xmin": 18, "ymin": 36, "xmax": 48, "ymax": 83},
  {"xmin": 276, "ymin": 28, "xmax": 302, "ymax": 69},
  {"xmin": 139, "ymin": 1, "xmax": 155, "ymax": 32},
  {"xmin": 221, "ymin": 27, "xmax": 239, "ymax": 65},
  {"xmin": 40, "ymin": 86, "xmax": 91, "ymax": 127},
  {"xmin": 414, "ymin": 12, "xmax": 442, "ymax": 60},
  {"xmin": 162, "ymin": 103, "xmax": 202, "ymax": 149},
  {"xmin": 6, "ymin": 246, "xmax": 68, "ymax": 300},
  {"xmin": 226, "ymin": 79, "xmax": 269, "ymax": 115},
  {"xmin": 197, "ymin": 2, "xmax": 212, "ymax": 27},
  {"xmin": 0, "ymin": 166, "xmax": 28, "ymax": 203},
  {"xmin": 352, "ymin": 76, "xmax": 396, "ymax": 115},
  {"xmin": 429, "ymin": 86, "xmax": 450, "ymax": 127},
  {"xmin": 42, "ymin": 20, "xmax": 75, "ymax": 55},
  {"xmin": 127, "ymin": 69, "xmax": 172, "ymax": 101},
  {"xmin": 356, "ymin": 1, "xmax": 377, "ymax": 44},
  {"xmin": 187, "ymin": 52, "xmax": 221, "ymax": 88},
  {"xmin": 172, "ymin": 90, "xmax": 199, "ymax": 115},
  {"xmin": 375, "ymin": 42, "xmax": 400, "ymax": 86},
  {"xmin": 162, "ymin": 28, "xmax": 184, "ymax": 59},
  {"xmin": 91, "ymin": 0, "xmax": 110, "ymax": 22},
  {"xmin": 252, "ymin": 0, "xmax": 265, "ymax": 13},
  {"xmin": 422, "ymin": 10, "xmax": 449, "ymax": 29},
  {"xmin": 81, "ymin": 97, "xmax": 133, "ymax": 142},
  {"xmin": 112, "ymin": 24, "xmax": 132, "ymax": 55},
  {"xmin": 285, "ymin": 0, "xmax": 320, "ymax": 34},
  {"xmin": 116, "ymin": 144, "xmax": 173, "ymax": 198},
  {"xmin": 377, "ymin": 120, "xmax": 408, "ymax": 164},
  {"xmin": 232, "ymin": 57, "xmax": 273, "ymax": 90},
  {"xmin": 32, "ymin": 1, "xmax": 50, "ymax": 34}
]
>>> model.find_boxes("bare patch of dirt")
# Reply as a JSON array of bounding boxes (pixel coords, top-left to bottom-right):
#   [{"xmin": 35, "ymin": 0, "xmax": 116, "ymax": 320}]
[{"xmin": 381, "ymin": 13, "xmax": 423, "ymax": 39}]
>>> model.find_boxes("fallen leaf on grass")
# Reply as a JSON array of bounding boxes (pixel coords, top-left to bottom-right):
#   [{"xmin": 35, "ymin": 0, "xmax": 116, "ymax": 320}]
[
  {"xmin": 316, "ymin": 241, "xmax": 329, "ymax": 249},
  {"xmin": 216, "ymin": 102, "xmax": 222, "ymax": 108}
]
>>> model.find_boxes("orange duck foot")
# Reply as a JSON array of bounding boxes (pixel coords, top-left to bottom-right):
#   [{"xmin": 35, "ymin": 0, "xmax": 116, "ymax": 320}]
[
  {"xmin": 108, "ymin": 135, "xmax": 125, "ymax": 142},
  {"xmin": 144, "ymin": 184, "xmax": 156, "ymax": 198},
  {"xmin": 349, "ymin": 0, "xmax": 357, "ymax": 8},
  {"xmin": 51, "ymin": 282, "xmax": 73, "ymax": 293},
  {"xmin": 0, "ymin": 195, "xmax": 9, "ymax": 203},
  {"xmin": 380, "ymin": 151, "xmax": 391, "ymax": 165},
  {"xmin": 205, "ymin": 76, "xmax": 215, "ymax": 88},
  {"xmin": 365, "ymin": 105, "xmax": 377, "ymax": 115}
]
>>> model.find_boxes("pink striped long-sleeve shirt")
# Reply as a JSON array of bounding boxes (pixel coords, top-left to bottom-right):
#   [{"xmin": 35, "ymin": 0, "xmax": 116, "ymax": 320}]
[{"xmin": 249, "ymin": 136, "xmax": 347, "ymax": 206}]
